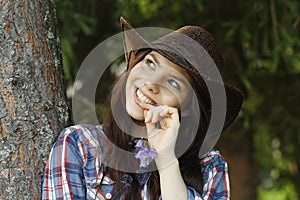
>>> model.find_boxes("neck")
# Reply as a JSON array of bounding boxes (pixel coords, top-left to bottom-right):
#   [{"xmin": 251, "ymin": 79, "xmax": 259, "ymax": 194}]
[
  {"xmin": 127, "ymin": 121, "xmax": 147, "ymax": 151},
  {"xmin": 130, "ymin": 119, "xmax": 147, "ymax": 138}
]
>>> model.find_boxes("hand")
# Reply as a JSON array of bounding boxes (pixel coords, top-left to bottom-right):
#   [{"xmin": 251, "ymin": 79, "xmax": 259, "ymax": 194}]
[{"xmin": 141, "ymin": 103, "xmax": 180, "ymax": 168}]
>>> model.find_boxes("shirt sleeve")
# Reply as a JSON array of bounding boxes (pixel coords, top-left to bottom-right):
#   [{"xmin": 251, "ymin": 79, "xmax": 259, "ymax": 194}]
[
  {"xmin": 200, "ymin": 149, "xmax": 230, "ymax": 200},
  {"xmin": 42, "ymin": 126, "xmax": 88, "ymax": 199},
  {"xmin": 186, "ymin": 186, "xmax": 203, "ymax": 200}
]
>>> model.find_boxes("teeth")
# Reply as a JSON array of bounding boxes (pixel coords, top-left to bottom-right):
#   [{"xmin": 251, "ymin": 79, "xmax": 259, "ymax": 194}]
[{"xmin": 136, "ymin": 89, "xmax": 154, "ymax": 105}]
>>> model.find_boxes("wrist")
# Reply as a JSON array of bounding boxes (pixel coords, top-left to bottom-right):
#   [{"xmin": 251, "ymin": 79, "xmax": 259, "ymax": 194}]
[{"xmin": 155, "ymin": 153, "xmax": 178, "ymax": 171}]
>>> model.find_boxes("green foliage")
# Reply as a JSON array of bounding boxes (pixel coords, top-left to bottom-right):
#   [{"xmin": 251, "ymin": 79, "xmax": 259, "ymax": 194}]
[
  {"xmin": 115, "ymin": 0, "xmax": 205, "ymax": 28},
  {"xmin": 257, "ymin": 182, "xmax": 298, "ymax": 200},
  {"xmin": 54, "ymin": 0, "xmax": 97, "ymax": 82}
]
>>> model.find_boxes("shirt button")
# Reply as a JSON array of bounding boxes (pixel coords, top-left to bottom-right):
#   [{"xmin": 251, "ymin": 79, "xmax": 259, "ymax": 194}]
[{"xmin": 105, "ymin": 192, "xmax": 112, "ymax": 199}]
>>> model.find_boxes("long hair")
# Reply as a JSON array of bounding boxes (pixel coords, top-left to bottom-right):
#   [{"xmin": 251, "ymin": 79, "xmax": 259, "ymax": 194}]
[{"xmin": 96, "ymin": 62, "xmax": 210, "ymax": 199}]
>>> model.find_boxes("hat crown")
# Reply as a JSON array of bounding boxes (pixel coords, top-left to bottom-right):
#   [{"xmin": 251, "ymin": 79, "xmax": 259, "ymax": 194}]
[{"xmin": 155, "ymin": 25, "xmax": 224, "ymax": 72}]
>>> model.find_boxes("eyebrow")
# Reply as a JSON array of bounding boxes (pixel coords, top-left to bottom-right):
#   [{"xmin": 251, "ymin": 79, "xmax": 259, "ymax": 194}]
[{"xmin": 148, "ymin": 53, "xmax": 160, "ymax": 66}]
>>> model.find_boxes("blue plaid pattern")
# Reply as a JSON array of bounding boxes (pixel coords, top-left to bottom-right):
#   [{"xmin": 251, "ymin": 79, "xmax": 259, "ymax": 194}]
[{"xmin": 42, "ymin": 124, "xmax": 229, "ymax": 199}]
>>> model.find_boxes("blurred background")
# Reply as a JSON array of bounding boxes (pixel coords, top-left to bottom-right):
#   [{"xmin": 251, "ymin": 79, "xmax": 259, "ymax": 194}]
[{"xmin": 53, "ymin": 0, "xmax": 300, "ymax": 199}]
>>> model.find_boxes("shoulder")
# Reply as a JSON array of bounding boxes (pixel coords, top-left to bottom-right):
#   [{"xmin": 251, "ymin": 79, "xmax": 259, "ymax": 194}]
[
  {"xmin": 57, "ymin": 124, "xmax": 105, "ymax": 145},
  {"xmin": 59, "ymin": 124, "xmax": 105, "ymax": 137},
  {"xmin": 200, "ymin": 149, "xmax": 228, "ymax": 174},
  {"xmin": 54, "ymin": 124, "xmax": 107, "ymax": 159}
]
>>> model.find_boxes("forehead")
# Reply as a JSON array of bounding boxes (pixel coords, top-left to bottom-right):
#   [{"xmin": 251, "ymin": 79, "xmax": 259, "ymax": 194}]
[{"xmin": 147, "ymin": 51, "xmax": 192, "ymax": 82}]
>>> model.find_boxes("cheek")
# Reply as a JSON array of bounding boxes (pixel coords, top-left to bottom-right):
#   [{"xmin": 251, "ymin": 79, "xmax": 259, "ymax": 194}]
[
  {"xmin": 126, "ymin": 65, "xmax": 143, "ymax": 85},
  {"xmin": 171, "ymin": 90, "xmax": 191, "ymax": 110},
  {"xmin": 160, "ymin": 90, "xmax": 181, "ymax": 108},
  {"xmin": 125, "ymin": 69, "xmax": 137, "ymax": 91},
  {"xmin": 180, "ymin": 91, "xmax": 196, "ymax": 117},
  {"xmin": 125, "ymin": 77, "xmax": 131, "ymax": 98}
]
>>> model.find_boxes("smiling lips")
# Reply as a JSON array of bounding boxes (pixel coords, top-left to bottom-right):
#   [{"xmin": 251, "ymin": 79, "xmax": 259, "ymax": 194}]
[{"xmin": 136, "ymin": 88, "xmax": 156, "ymax": 105}]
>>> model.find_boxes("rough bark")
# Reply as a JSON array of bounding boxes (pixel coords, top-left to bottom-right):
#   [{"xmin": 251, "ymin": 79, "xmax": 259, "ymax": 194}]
[{"xmin": 0, "ymin": 0, "xmax": 70, "ymax": 199}]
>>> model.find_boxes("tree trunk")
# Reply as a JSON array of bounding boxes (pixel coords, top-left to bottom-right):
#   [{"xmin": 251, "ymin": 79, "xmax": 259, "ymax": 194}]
[{"xmin": 0, "ymin": 0, "xmax": 70, "ymax": 199}]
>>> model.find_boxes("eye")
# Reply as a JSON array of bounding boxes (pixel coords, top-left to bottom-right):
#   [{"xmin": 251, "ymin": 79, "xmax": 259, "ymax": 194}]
[
  {"xmin": 146, "ymin": 59, "xmax": 156, "ymax": 70},
  {"xmin": 168, "ymin": 79, "xmax": 180, "ymax": 89}
]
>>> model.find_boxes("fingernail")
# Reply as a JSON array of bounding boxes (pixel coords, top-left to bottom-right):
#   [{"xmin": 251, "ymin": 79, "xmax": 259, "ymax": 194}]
[
  {"xmin": 145, "ymin": 116, "xmax": 150, "ymax": 122},
  {"xmin": 152, "ymin": 118, "xmax": 157, "ymax": 123}
]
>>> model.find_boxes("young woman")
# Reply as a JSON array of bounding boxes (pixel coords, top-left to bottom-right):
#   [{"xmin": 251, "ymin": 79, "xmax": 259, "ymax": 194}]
[{"xmin": 42, "ymin": 17, "xmax": 243, "ymax": 200}]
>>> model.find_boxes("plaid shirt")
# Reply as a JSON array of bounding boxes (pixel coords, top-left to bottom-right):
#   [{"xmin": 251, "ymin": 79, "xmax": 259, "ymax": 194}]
[{"xmin": 42, "ymin": 124, "xmax": 230, "ymax": 200}]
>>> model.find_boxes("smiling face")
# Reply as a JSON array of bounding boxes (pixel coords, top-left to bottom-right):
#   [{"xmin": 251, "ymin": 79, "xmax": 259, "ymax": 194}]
[{"xmin": 125, "ymin": 51, "xmax": 193, "ymax": 120}]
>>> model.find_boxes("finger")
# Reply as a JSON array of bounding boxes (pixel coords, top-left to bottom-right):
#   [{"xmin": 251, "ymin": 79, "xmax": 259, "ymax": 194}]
[
  {"xmin": 151, "ymin": 110, "xmax": 160, "ymax": 123},
  {"xmin": 146, "ymin": 105, "xmax": 179, "ymax": 124},
  {"xmin": 139, "ymin": 102, "xmax": 153, "ymax": 111},
  {"xmin": 159, "ymin": 106, "xmax": 178, "ymax": 119},
  {"xmin": 160, "ymin": 107, "xmax": 179, "ymax": 128},
  {"xmin": 144, "ymin": 105, "xmax": 161, "ymax": 123},
  {"xmin": 144, "ymin": 109, "xmax": 152, "ymax": 123},
  {"xmin": 145, "ymin": 121, "xmax": 156, "ymax": 133}
]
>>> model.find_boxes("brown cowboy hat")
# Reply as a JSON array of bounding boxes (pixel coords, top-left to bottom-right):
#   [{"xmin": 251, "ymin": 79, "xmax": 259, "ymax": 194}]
[{"xmin": 120, "ymin": 16, "xmax": 243, "ymax": 138}]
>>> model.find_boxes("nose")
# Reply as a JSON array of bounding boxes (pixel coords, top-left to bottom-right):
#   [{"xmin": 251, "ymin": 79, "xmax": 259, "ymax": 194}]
[{"xmin": 145, "ymin": 82, "xmax": 159, "ymax": 94}]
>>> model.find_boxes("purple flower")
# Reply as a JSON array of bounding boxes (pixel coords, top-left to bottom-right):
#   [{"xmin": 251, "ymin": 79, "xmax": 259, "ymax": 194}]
[
  {"xmin": 139, "ymin": 158, "xmax": 149, "ymax": 168},
  {"xmin": 135, "ymin": 147, "xmax": 158, "ymax": 168},
  {"xmin": 135, "ymin": 147, "xmax": 150, "ymax": 159},
  {"xmin": 135, "ymin": 139, "xmax": 144, "ymax": 148},
  {"xmin": 149, "ymin": 148, "xmax": 158, "ymax": 159}
]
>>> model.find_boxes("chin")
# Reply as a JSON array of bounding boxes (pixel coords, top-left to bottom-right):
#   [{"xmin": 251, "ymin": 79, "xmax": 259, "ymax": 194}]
[
  {"xmin": 128, "ymin": 111, "xmax": 144, "ymax": 121},
  {"xmin": 126, "ymin": 105, "xmax": 144, "ymax": 121}
]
